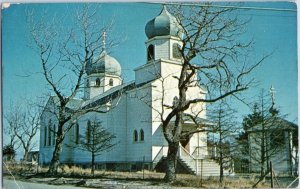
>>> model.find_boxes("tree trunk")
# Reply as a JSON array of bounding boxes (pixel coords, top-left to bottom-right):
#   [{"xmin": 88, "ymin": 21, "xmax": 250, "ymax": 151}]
[
  {"xmin": 48, "ymin": 128, "xmax": 64, "ymax": 175},
  {"xmin": 219, "ymin": 152, "xmax": 224, "ymax": 185},
  {"xmin": 164, "ymin": 141, "xmax": 179, "ymax": 182},
  {"xmin": 91, "ymin": 152, "xmax": 95, "ymax": 176},
  {"xmin": 23, "ymin": 148, "xmax": 29, "ymax": 162}
]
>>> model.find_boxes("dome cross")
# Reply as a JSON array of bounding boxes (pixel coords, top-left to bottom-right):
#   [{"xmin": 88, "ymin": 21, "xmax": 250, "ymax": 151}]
[{"xmin": 102, "ymin": 31, "xmax": 107, "ymax": 51}]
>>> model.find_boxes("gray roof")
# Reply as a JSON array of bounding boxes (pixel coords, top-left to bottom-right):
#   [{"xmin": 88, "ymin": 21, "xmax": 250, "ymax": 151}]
[
  {"xmin": 145, "ymin": 6, "xmax": 184, "ymax": 39},
  {"xmin": 86, "ymin": 51, "xmax": 121, "ymax": 76},
  {"xmin": 50, "ymin": 96, "xmax": 83, "ymax": 110}
]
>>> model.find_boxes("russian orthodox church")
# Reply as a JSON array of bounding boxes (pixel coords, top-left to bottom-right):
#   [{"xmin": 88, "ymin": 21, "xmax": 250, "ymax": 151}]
[{"xmin": 39, "ymin": 6, "xmax": 227, "ymax": 175}]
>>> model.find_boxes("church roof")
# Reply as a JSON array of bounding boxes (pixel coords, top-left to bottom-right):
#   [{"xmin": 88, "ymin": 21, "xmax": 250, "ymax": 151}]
[
  {"xmin": 46, "ymin": 96, "xmax": 83, "ymax": 111},
  {"xmin": 145, "ymin": 6, "xmax": 184, "ymax": 39},
  {"xmin": 247, "ymin": 117, "xmax": 298, "ymax": 133},
  {"xmin": 82, "ymin": 79, "xmax": 156, "ymax": 109},
  {"xmin": 86, "ymin": 51, "xmax": 121, "ymax": 76}
]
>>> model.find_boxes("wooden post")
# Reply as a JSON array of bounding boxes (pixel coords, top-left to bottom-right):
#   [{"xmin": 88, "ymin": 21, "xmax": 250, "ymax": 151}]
[
  {"xmin": 143, "ymin": 156, "xmax": 145, "ymax": 180},
  {"xmin": 200, "ymin": 159, "xmax": 203, "ymax": 187},
  {"xmin": 270, "ymin": 161, "xmax": 274, "ymax": 188}
]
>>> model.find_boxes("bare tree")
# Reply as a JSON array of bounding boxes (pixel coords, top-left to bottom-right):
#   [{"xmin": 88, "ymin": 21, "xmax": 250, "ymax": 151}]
[
  {"xmin": 69, "ymin": 119, "xmax": 116, "ymax": 176},
  {"xmin": 147, "ymin": 4, "xmax": 269, "ymax": 182},
  {"xmin": 5, "ymin": 100, "xmax": 40, "ymax": 161},
  {"xmin": 27, "ymin": 5, "xmax": 120, "ymax": 175},
  {"xmin": 207, "ymin": 100, "xmax": 239, "ymax": 185}
]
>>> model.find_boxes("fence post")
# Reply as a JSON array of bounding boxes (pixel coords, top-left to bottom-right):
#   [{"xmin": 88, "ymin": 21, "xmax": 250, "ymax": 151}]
[
  {"xmin": 143, "ymin": 156, "xmax": 145, "ymax": 180},
  {"xmin": 200, "ymin": 159, "xmax": 203, "ymax": 187},
  {"xmin": 270, "ymin": 161, "xmax": 274, "ymax": 188}
]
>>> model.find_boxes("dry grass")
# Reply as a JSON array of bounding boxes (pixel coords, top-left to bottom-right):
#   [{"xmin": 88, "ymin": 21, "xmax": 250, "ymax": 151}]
[{"xmin": 3, "ymin": 163, "xmax": 297, "ymax": 188}]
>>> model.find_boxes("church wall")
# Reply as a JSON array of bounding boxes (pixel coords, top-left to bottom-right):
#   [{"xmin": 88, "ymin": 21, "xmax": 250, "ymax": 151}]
[
  {"xmin": 39, "ymin": 98, "xmax": 62, "ymax": 165},
  {"xmin": 126, "ymin": 86, "xmax": 153, "ymax": 163},
  {"xmin": 103, "ymin": 94, "xmax": 127, "ymax": 162}
]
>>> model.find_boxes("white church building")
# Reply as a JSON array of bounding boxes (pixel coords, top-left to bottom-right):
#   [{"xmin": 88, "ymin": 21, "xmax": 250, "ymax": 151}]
[{"xmin": 39, "ymin": 6, "xmax": 226, "ymax": 175}]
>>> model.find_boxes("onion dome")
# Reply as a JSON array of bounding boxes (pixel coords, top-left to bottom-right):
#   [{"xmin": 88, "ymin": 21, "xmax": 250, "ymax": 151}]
[
  {"xmin": 86, "ymin": 51, "xmax": 121, "ymax": 76},
  {"xmin": 145, "ymin": 5, "xmax": 184, "ymax": 39}
]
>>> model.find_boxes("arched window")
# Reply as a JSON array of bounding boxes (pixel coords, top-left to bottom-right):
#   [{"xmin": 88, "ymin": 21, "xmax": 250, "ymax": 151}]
[
  {"xmin": 52, "ymin": 124, "xmax": 56, "ymax": 145},
  {"xmin": 87, "ymin": 121, "xmax": 91, "ymax": 144},
  {"xmin": 140, "ymin": 129, "xmax": 144, "ymax": 141},
  {"xmin": 75, "ymin": 124, "xmax": 79, "ymax": 144},
  {"xmin": 44, "ymin": 126, "xmax": 47, "ymax": 147},
  {"xmin": 133, "ymin": 130, "xmax": 138, "ymax": 142},
  {"xmin": 172, "ymin": 43, "xmax": 182, "ymax": 59},
  {"xmin": 95, "ymin": 78, "xmax": 100, "ymax": 87},
  {"xmin": 147, "ymin": 44, "xmax": 154, "ymax": 61},
  {"xmin": 48, "ymin": 120, "xmax": 52, "ymax": 146},
  {"xmin": 109, "ymin": 78, "xmax": 114, "ymax": 86}
]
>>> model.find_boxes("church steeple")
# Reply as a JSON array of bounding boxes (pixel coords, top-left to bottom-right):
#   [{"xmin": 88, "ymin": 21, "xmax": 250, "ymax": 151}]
[
  {"xmin": 84, "ymin": 32, "xmax": 122, "ymax": 100},
  {"xmin": 144, "ymin": 5, "xmax": 183, "ymax": 63},
  {"xmin": 134, "ymin": 6, "xmax": 185, "ymax": 85}
]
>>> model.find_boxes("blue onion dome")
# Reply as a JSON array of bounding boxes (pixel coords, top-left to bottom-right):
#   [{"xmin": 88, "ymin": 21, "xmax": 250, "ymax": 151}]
[
  {"xmin": 145, "ymin": 5, "xmax": 184, "ymax": 39},
  {"xmin": 86, "ymin": 51, "xmax": 121, "ymax": 76}
]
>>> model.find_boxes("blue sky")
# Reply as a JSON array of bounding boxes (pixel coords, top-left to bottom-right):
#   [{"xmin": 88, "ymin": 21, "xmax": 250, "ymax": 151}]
[{"xmin": 2, "ymin": 2, "xmax": 298, "ymax": 153}]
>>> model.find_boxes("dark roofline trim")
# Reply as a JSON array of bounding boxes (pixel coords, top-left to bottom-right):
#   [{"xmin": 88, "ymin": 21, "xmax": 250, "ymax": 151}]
[{"xmin": 82, "ymin": 79, "xmax": 156, "ymax": 109}]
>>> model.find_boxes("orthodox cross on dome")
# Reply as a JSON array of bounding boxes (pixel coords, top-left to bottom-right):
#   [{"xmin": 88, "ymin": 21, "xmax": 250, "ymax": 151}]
[
  {"xmin": 102, "ymin": 31, "xmax": 107, "ymax": 51},
  {"xmin": 269, "ymin": 85, "xmax": 279, "ymax": 116},
  {"xmin": 270, "ymin": 85, "xmax": 276, "ymax": 106}
]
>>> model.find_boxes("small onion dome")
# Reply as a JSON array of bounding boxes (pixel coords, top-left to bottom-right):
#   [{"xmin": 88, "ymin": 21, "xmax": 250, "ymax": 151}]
[
  {"xmin": 145, "ymin": 6, "xmax": 184, "ymax": 39},
  {"xmin": 86, "ymin": 51, "xmax": 121, "ymax": 76}
]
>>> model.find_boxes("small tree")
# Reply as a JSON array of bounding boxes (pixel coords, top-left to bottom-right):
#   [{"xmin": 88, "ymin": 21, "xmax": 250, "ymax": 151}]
[
  {"xmin": 71, "ymin": 119, "xmax": 116, "ymax": 176},
  {"xmin": 5, "ymin": 100, "xmax": 40, "ymax": 161},
  {"xmin": 208, "ymin": 100, "xmax": 239, "ymax": 185},
  {"xmin": 3, "ymin": 145, "xmax": 16, "ymax": 162}
]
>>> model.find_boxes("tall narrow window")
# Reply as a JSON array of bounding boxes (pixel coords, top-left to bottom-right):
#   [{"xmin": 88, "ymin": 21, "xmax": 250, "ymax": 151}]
[
  {"xmin": 109, "ymin": 78, "xmax": 114, "ymax": 86},
  {"xmin": 48, "ymin": 120, "xmax": 52, "ymax": 146},
  {"xmin": 52, "ymin": 124, "xmax": 56, "ymax": 145},
  {"xmin": 87, "ymin": 121, "xmax": 91, "ymax": 144},
  {"xmin": 44, "ymin": 126, "xmax": 47, "ymax": 147},
  {"xmin": 95, "ymin": 78, "xmax": 100, "ymax": 87},
  {"xmin": 133, "ymin": 130, "xmax": 138, "ymax": 142},
  {"xmin": 75, "ymin": 124, "xmax": 79, "ymax": 144},
  {"xmin": 140, "ymin": 129, "xmax": 144, "ymax": 141},
  {"xmin": 147, "ymin": 44, "xmax": 154, "ymax": 61}
]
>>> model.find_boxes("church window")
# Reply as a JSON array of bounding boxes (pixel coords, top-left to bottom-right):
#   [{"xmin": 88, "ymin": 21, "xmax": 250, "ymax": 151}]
[
  {"xmin": 95, "ymin": 78, "xmax": 100, "ymax": 87},
  {"xmin": 147, "ymin": 44, "xmax": 155, "ymax": 61},
  {"xmin": 75, "ymin": 123, "xmax": 79, "ymax": 144},
  {"xmin": 44, "ymin": 126, "xmax": 47, "ymax": 147},
  {"xmin": 87, "ymin": 121, "xmax": 91, "ymax": 144},
  {"xmin": 52, "ymin": 124, "xmax": 56, "ymax": 145},
  {"xmin": 173, "ymin": 43, "xmax": 182, "ymax": 59},
  {"xmin": 109, "ymin": 78, "xmax": 114, "ymax": 86},
  {"xmin": 140, "ymin": 129, "xmax": 144, "ymax": 141},
  {"xmin": 48, "ymin": 120, "xmax": 52, "ymax": 146},
  {"xmin": 133, "ymin": 130, "xmax": 138, "ymax": 142}
]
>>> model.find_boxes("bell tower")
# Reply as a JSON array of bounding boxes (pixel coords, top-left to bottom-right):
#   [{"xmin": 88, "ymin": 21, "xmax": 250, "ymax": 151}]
[
  {"xmin": 84, "ymin": 32, "xmax": 122, "ymax": 100},
  {"xmin": 135, "ymin": 6, "xmax": 184, "ymax": 85}
]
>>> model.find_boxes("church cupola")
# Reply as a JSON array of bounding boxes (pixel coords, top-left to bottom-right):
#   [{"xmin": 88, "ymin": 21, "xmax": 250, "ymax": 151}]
[
  {"xmin": 134, "ymin": 6, "xmax": 184, "ymax": 85},
  {"xmin": 84, "ymin": 32, "xmax": 122, "ymax": 100},
  {"xmin": 144, "ymin": 6, "xmax": 184, "ymax": 63},
  {"xmin": 145, "ymin": 5, "xmax": 183, "ymax": 40}
]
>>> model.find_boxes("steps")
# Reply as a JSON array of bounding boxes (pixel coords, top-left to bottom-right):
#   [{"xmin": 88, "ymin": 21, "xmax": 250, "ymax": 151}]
[{"xmin": 177, "ymin": 145, "xmax": 231, "ymax": 176}]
